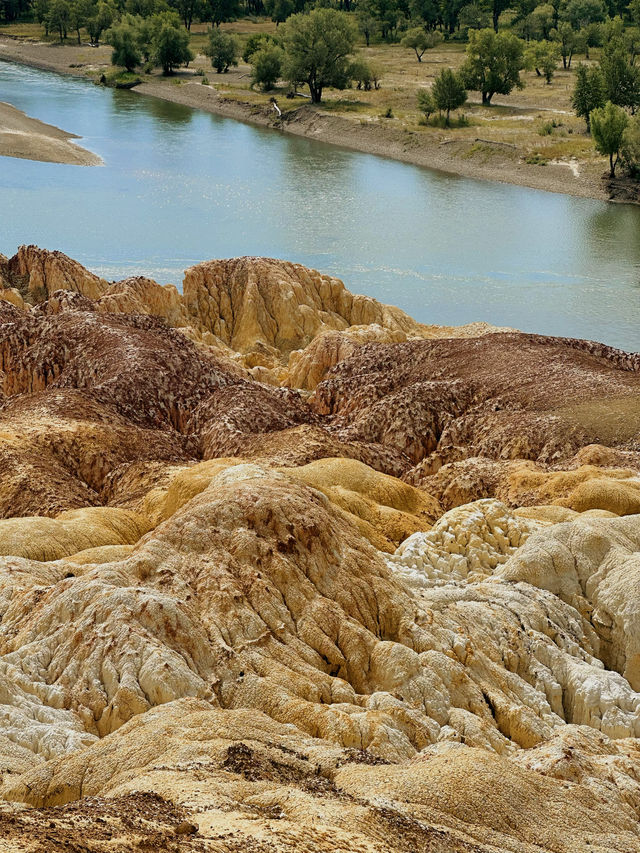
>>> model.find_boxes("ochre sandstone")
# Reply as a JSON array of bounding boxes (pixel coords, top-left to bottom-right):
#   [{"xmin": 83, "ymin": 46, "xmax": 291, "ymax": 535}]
[{"xmin": 0, "ymin": 246, "xmax": 639, "ymax": 851}]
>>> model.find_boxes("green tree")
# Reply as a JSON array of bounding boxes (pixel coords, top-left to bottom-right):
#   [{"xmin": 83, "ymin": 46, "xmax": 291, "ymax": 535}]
[
  {"xmin": 204, "ymin": 0, "xmax": 238, "ymax": 26},
  {"xmin": 356, "ymin": 0, "xmax": 377, "ymax": 46},
  {"xmin": 458, "ymin": 2, "xmax": 491, "ymax": 33},
  {"xmin": 153, "ymin": 19, "xmax": 193, "ymax": 73},
  {"xmin": 350, "ymin": 55, "xmax": 380, "ymax": 89},
  {"xmin": 169, "ymin": 0, "xmax": 202, "ymax": 29},
  {"xmin": 35, "ymin": 0, "xmax": 50, "ymax": 36},
  {"xmin": 600, "ymin": 38, "xmax": 640, "ymax": 112},
  {"xmin": 48, "ymin": 0, "xmax": 71, "ymax": 41},
  {"xmin": 135, "ymin": 14, "xmax": 159, "ymax": 61},
  {"xmin": 591, "ymin": 100, "xmax": 629, "ymax": 176},
  {"xmin": 242, "ymin": 32, "xmax": 275, "ymax": 62},
  {"xmin": 528, "ymin": 2, "xmax": 555, "ymax": 37},
  {"xmin": 558, "ymin": 0, "xmax": 605, "ymax": 29},
  {"xmin": 621, "ymin": 113, "xmax": 640, "ymax": 177},
  {"xmin": 460, "ymin": 28, "xmax": 526, "ymax": 105},
  {"xmin": 550, "ymin": 21, "xmax": 583, "ymax": 68},
  {"xmin": 69, "ymin": 0, "xmax": 91, "ymax": 43},
  {"xmin": 431, "ymin": 67, "xmax": 467, "ymax": 123},
  {"xmin": 108, "ymin": 15, "xmax": 142, "ymax": 70},
  {"xmin": 408, "ymin": 0, "xmax": 438, "ymax": 27},
  {"xmin": 525, "ymin": 39, "xmax": 560, "ymax": 82},
  {"xmin": 251, "ymin": 42, "xmax": 283, "ymax": 89},
  {"xmin": 417, "ymin": 87, "xmax": 435, "ymax": 119},
  {"xmin": 400, "ymin": 26, "xmax": 441, "ymax": 62},
  {"xmin": 571, "ymin": 62, "xmax": 605, "ymax": 130},
  {"xmin": 206, "ymin": 28, "xmax": 238, "ymax": 72},
  {"xmin": 265, "ymin": 0, "xmax": 293, "ymax": 23},
  {"xmin": 86, "ymin": 0, "xmax": 115, "ymax": 45},
  {"xmin": 281, "ymin": 8, "xmax": 357, "ymax": 103}
]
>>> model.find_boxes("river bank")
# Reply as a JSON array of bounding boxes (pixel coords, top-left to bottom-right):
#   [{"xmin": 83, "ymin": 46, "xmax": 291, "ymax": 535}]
[{"xmin": 1, "ymin": 33, "xmax": 633, "ymax": 202}]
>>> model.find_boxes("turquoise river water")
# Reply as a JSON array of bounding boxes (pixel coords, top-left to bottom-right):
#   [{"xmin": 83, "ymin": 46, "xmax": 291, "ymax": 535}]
[{"xmin": 1, "ymin": 59, "xmax": 640, "ymax": 349}]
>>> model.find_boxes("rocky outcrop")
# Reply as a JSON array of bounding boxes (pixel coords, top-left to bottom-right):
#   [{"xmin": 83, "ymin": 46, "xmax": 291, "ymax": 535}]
[
  {"xmin": 1, "ymin": 249, "xmax": 640, "ymax": 851},
  {"xmin": 314, "ymin": 333, "xmax": 640, "ymax": 472},
  {"xmin": 182, "ymin": 256, "xmax": 426, "ymax": 362}
]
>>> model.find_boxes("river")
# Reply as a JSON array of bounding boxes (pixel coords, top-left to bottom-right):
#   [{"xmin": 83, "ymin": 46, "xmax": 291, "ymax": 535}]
[{"xmin": 1, "ymin": 59, "xmax": 640, "ymax": 350}]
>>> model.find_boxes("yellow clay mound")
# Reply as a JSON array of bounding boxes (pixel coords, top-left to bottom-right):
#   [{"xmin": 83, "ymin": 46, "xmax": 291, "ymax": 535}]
[
  {"xmin": 64, "ymin": 544, "xmax": 136, "ymax": 565},
  {"xmin": 281, "ymin": 457, "xmax": 441, "ymax": 551},
  {"xmin": 0, "ymin": 508, "xmax": 150, "ymax": 561},
  {"xmin": 563, "ymin": 477, "xmax": 640, "ymax": 515},
  {"xmin": 507, "ymin": 463, "xmax": 640, "ymax": 510},
  {"xmin": 146, "ymin": 456, "xmax": 440, "ymax": 551}
]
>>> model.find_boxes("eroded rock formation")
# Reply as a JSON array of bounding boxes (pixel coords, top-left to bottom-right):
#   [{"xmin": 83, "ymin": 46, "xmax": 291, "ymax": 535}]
[{"xmin": 0, "ymin": 246, "xmax": 639, "ymax": 851}]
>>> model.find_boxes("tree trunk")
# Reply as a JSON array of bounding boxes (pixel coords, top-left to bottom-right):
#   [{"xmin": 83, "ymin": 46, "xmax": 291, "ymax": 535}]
[{"xmin": 482, "ymin": 91, "xmax": 491, "ymax": 104}]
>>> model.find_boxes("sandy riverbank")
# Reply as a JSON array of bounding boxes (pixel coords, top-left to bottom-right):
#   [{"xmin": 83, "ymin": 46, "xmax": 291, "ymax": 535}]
[
  {"xmin": 0, "ymin": 44, "xmax": 102, "ymax": 165},
  {"xmin": 0, "ymin": 99, "xmax": 101, "ymax": 165},
  {"xmin": 0, "ymin": 34, "xmax": 634, "ymax": 200}
]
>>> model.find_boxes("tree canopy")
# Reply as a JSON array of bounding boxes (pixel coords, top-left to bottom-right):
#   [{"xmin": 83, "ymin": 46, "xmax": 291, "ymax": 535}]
[
  {"xmin": 460, "ymin": 28, "xmax": 526, "ymax": 105},
  {"xmin": 281, "ymin": 8, "xmax": 356, "ymax": 103}
]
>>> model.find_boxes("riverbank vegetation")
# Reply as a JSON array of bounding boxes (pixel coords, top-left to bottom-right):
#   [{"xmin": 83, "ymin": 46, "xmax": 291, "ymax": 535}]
[{"xmin": 2, "ymin": 0, "xmax": 640, "ymax": 194}]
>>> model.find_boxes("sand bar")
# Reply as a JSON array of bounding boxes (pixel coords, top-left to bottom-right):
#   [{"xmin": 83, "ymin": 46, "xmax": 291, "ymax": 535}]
[{"xmin": 0, "ymin": 99, "xmax": 101, "ymax": 165}]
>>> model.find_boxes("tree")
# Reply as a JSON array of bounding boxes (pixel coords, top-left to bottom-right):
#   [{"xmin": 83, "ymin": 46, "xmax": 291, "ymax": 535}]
[
  {"xmin": 417, "ymin": 87, "xmax": 435, "ymax": 119},
  {"xmin": 571, "ymin": 63, "xmax": 605, "ymax": 130},
  {"xmin": 431, "ymin": 67, "xmax": 467, "ymax": 123},
  {"xmin": 86, "ymin": 0, "xmax": 115, "ymax": 45},
  {"xmin": 265, "ymin": 0, "xmax": 293, "ymax": 23},
  {"xmin": 48, "ymin": 0, "xmax": 71, "ymax": 41},
  {"xmin": 488, "ymin": 0, "xmax": 512, "ymax": 31},
  {"xmin": 591, "ymin": 100, "xmax": 629, "ymax": 176},
  {"xmin": 108, "ymin": 16, "xmax": 142, "ymax": 70},
  {"xmin": 460, "ymin": 29, "xmax": 526, "ymax": 105},
  {"xmin": 205, "ymin": 28, "xmax": 238, "ymax": 72},
  {"xmin": 35, "ymin": 0, "xmax": 50, "ymax": 36},
  {"xmin": 204, "ymin": 0, "xmax": 238, "ymax": 25},
  {"xmin": 550, "ymin": 21, "xmax": 583, "ymax": 67},
  {"xmin": 135, "ymin": 14, "xmax": 159, "ymax": 61},
  {"xmin": 69, "ymin": 0, "xmax": 91, "ymax": 43},
  {"xmin": 169, "ymin": 0, "xmax": 202, "ymax": 29},
  {"xmin": 400, "ymin": 27, "xmax": 441, "ymax": 62},
  {"xmin": 408, "ymin": 0, "xmax": 438, "ymax": 27},
  {"xmin": 356, "ymin": 0, "xmax": 377, "ymax": 46},
  {"xmin": 251, "ymin": 42, "xmax": 283, "ymax": 89},
  {"xmin": 600, "ymin": 38, "xmax": 640, "ymax": 112},
  {"xmin": 153, "ymin": 19, "xmax": 193, "ymax": 73},
  {"xmin": 350, "ymin": 56, "xmax": 380, "ymax": 89},
  {"xmin": 525, "ymin": 39, "xmax": 560, "ymax": 82},
  {"xmin": 281, "ymin": 8, "xmax": 357, "ymax": 103},
  {"xmin": 527, "ymin": 2, "xmax": 555, "ymax": 38},
  {"xmin": 458, "ymin": 3, "xmax": 491, "ymax": 33},
  {"xmin": 242, "ymin": 32, "xmax": 275, "ymax": 62},
  {"xmin": 558, "ymin": 0, "xmax": 605, "ymax": 30},
  {"xmin": 621, "ymin": 113, "xmax": 640, "ymax": 177}
]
